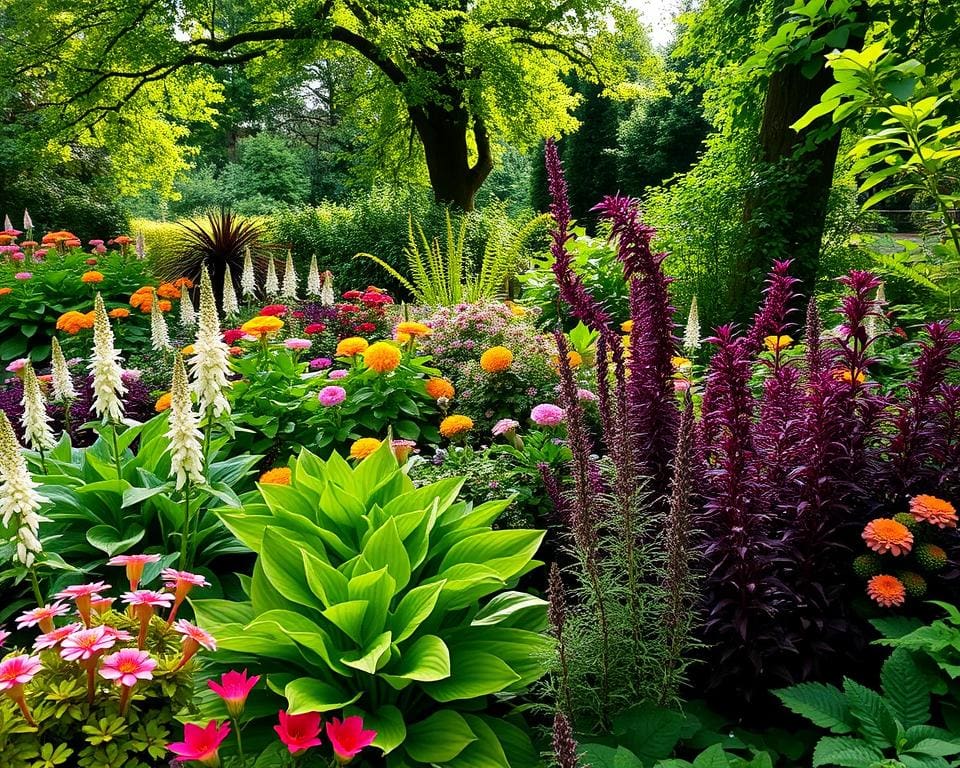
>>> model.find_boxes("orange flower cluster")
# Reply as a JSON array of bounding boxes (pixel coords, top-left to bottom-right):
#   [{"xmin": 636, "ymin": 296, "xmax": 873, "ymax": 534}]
[
  {"xmin": 56, "ymin": 310, "xmax": 95, "ymax": 335},
  {"xmin": 861, "ymin": 518, "xmax": 913, "ymax": 556},
  {"xmin": 259, "ymin": 467, "xmax": 292, "ymax": 485},
  {"xmin": 909, "ymin": 495, "xmax": 957, "ymax": 529},
  {"xmin": 440, "ymin": 414, "xmax": 473, "ymax": 438},
  {"xmin": 109, "ymin": 308, "xmax": 130, "ymax": 319},
  {"xmin": 0, "ymin": 287, "xmax": 12, "ymax": 297},
  {"xmin": 425, "ymin": 378, "xmax": 455, "ymax": 400},
  {"xmin": 866, "ymin": 574, "xmax": 906, "ymax": 608},
  {"xmin": 42, "ymin": 231, "xmax": 80, "ymax": 249},
  {"xmin": 156, "ymin": 283, "xmax": 181, "ymax": 299},
  {"xmin": 81, "ymin": 271, "xmax": 104, "ymax": 284},
  {"xmin": 363, "ymin": 342, "xmax": 402, "ymax": 373},
  {"xmin": 155, "ymin": 393, "xmax": 172, "ymax": 412},
  {"xmin": 350, "ymin": 438, "xmax": 381, "ymax": 460},
  {"xmin": 337, "ymin": 337, "xmax": 369, "ymax": 357},
  {"xmin": 240, "ymin": 316, "xmax": 284, "ymax": 338},
  {"xmin": 480, "ymin": 346, "xmax": 513, "ymax": 373},
  {"xmin": 129, "ymin": 287, "xmax": 171, "ymax": 313}
]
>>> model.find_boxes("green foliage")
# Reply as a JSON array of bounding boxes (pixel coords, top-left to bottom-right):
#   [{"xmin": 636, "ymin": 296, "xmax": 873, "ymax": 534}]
[
  {"xmin": 220, "ymin": 133, "xmax": 310, "ymax": 210},
  {"xmin": 195, "ymin": 441, "xmax": 550, "ymax": 766},
  {"xmin": 131, "ymin": 219, "xmax": 181, "ymax": 268},
  {"xmin": 876, "ymin": 602, "xmax": 960, "ymax": 682},
  {"xmin": 359, "ymin": 210, "xmax": 550, "ymax": 306}
]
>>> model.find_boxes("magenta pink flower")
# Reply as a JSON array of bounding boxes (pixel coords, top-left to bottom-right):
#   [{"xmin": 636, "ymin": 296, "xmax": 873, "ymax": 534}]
[
  {"xmin": 16, "ymin": 603, "xmax": 70, "ymax": 633},
  {"xmin": 56, "ymin": 582, "xmax": 108, "ymax": 625},
  {"xmin": 0, "ymin": 628, "xmax": 9, "ymax": 647},
  {"xmin": 208, "ymin": 669, "xmax": 260, "ymax": 718},
  {"xmin": 13, "ymin": 271, "xmax": 32, "ymax": 280},
  {"xmin": 328, "ymin": 369, "xmax": 348, "ymax": 380},
  {"xmin": 492, "ymin": 418, "xmax": 520, "ymax": 436},
  {"xmin": 318, "ymin": 385, "xmax": 347, "ymax": 407},
  {"xmin": 530, "ymin": 403, "xmax": 565, "ymax": 427},
  {"xmin": 123, "ymin": 590, "xmax": 173, "ymax": 648},
  {"xmin": 285, "ymin": 338, "xmax": 312, "ymax": 351},
  {"xmin": 5, "ymin": 358, "xmax": 28, "ymax": 373},
  {"xmin": 34, "ymin": 622, "xmax": 83, "ymax": 650},
  {"xmin": 60, "ymin": 625, "xmax": 116, "ymax": 661},
  {"xmin": 326, "ymin": 715, "xmax": 377, "ymax": 762},
  {"xmin": 161, "ymin": 569, "xmax": 210, "ymax": 624},
  {"xmin": 108, "ymin": 553, "xmax": 161, "ymax": 590},
  {"xmin": 275, "ymin": 710, "xmax": 323, "ymax": 755},
  {"xmin": 0, "ymin": 655, "xmax": 41, "ymax": 690},
  {"xmin": 99, "ymin": 648, "xmax": 156, "ymax": 687},
  {"xmin": 174, "ymin": 619, "xmax": 217, "ymax": 669},
  {"xmin": 168, "ymin": 720, "xmax": 231, "ymax": 766}
]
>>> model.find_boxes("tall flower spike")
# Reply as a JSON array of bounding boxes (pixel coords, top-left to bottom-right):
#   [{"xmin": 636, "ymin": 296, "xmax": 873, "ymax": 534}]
[
  {"xmin": 552, "ymin": 713, "xmax": 581, "ymax": 768},
  {"xmin": 50, "ymin": 337, "xmax": 76, "ymax": 400},
  {"xmin": 166, "ymin": 354, "xmax": 204, "ymax": 489},
  {"xmin": 150, "ymin": 290, "xmax": 171, "ymax": 351},
  {"xmin": 683, "ymin": 296, "xmax": 701, "ymax": 351},
  {"xmin": 0, "ymin": 412, "xmax": 47, "ymax": 567},
  {"xmin": 320, "ymin": 270, "xmax": 335, "ymax": 306},
  {"xmin": 241, "ymin": 247, "xmax": 256, "ymax": 297},
  {"xmin": 88, "ymin": 293, "xmax": 126, "ymax": 423},
  {"xmin": 281, "ymin": 251, "xmax": 298, "ymax": 298},
  {"xmin": 23, "ymin": 210, "xmax": 33, "ymax": 231},
  {"xmin": 20, "ymin": 362, "xmax": 55, "ymax": 451},
  {"xmin": 190, "ymin": 266, "xmax": 231, "ymax": 419},
  {"xmin": 306, "ymin": 254, "xmax": 321, "ymax": 296},
  {"xmin": 221, "ymin": 265, "xmax": 239, "ymax": 316},
  {"xmin": 179, "ymin": 284, "xmax": 196, "ymax": 327},
  {"xmin": 135, "ymin": 231, "xmax": 145, "ymax": 260},
  {"xmin": 265, "ymin": 257, "xmax": 279, "ymax": 296}
]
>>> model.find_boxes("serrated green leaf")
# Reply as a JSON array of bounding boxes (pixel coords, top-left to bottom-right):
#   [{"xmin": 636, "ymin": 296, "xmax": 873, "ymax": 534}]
[
  {"xmin": 812, "ymin": 737, "xmax": 884, "ymax": 768},
  {"xmin": 774, "ymin": 683, "xmax": 853, "ymax": 733}
]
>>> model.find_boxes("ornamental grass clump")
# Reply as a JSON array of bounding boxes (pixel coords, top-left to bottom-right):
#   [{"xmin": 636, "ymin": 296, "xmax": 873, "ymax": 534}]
[{"xmin": 196, "ymin": 440, "xmax": 551, "ymax": 767}]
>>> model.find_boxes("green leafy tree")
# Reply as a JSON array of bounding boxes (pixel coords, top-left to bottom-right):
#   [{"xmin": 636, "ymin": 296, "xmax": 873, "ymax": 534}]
[{"xmin": 221, "ymin": 132, "xmax": 311, "ymax": 207}]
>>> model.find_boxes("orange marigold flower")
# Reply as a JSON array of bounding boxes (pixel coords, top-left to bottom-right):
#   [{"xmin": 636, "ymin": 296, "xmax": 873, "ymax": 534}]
[
  {"xmin": 552, "ymin": 350, "xmax": 583, "ymax": 369},
  {"xmin": 259, "ymin": 467, "xmax": 292, "ymax": 485},
  {"xmin": 764, "ymin": 335, "xmax": 793, "ymax": 353},
  {"xmin": 509, "ymin": 303, "xmax": 527, "ymax": 317},
  {"xmin": 81, "ymin": 271, "xmax": 104, "ymax": 283},
  {"xmin": 395, "ymin": 331, "xmax": 411, "ymax": 344},
  {"xmin": 0, "ymin": 287, "xmax": 12, "ymax": 296},
  {"xmin": 109, "ymin": 308, "xmax": 130, "ymax": 319},
  {"xmin": 866, "ymin": 574, "xmax": 906, "ymax": 608},
  {"xmin": 671, "ymin": 356, "xmax": 692, "ymax": 370},
  {"xmin": 480, "ymin": 346, "xmax": 513, "ymax": 373},
  {"xmin": 350, "ymin": 437, "xmax": 381, "ymax": 460},
  {"xmin": 229, "ymin": 346, "xmax": 244, "ymax": 356},
  {"xmin": 337, "ymin": 337, "xmax": 369, "ymax": 357},
  {"xmin": 156, "ymin": 283, "xmax": 180, "ymax": 299},
  {"xmin": 173, "ymin": 277, "xmax": 194, "ymax": 289},
  {"xmin": 440, "ymin": 414, "xmax": 474, "ymax": 438},
  {"xmin": 395, "ymin": 321, "xmax": 432, "ymax": 337},
  {"xmin": 158, "ymin": 300, "xmax": 172, "ymax": 312},
  {"xmin": 425, "ymin": 378, "xmax": 455, "ymax": 400},
  {"xmin": 241, "ymin": 316, "xmax": 284, "ymax": 338},
  {"xmin": 181, "ymin": 345, "xmax": 196, "ymax": 356},
  {"xmin": 155, "ymin": 392, "xmax": 172, "ymax": 412},
  {"xmin": 621, "ymin": 320, "xmax": 633, "ymax": 332},
  {"xmin": 56, "ymin": 310, "xmax": 94, "ymax": 335},
  {"xmin": 909, "ymin": 495, "xmax": 958, "ymax": 529},
  {"xmin": 835, "ymin": 368, "xmax": 865, "ymax": 384},
  {"xmin": 862, "ymin": 518, "xmax": 913, "ymax": 556},
  {"xmin": 363, "ymin": 342, "xmax": 402, "ymax": 373}
]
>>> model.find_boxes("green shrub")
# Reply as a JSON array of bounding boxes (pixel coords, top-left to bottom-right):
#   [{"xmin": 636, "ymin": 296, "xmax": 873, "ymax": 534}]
[
  {"xmin": 132, "ymin": 218, "xmax": 182, "ymax": 267},
  {"xmin": 195, "ymin": 441, "xmax": 551, "ymax": 767}
]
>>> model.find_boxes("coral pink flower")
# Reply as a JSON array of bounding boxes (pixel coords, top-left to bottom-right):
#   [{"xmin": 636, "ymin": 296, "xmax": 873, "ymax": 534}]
[
  {"xmin": 284, "ymin": 338, "xmax": 312, "ymax": 351},
  {"xmin": 34, "ymin": 622, "xmax": 82, "ymax": 650},
  {"xmin": 174, "ymin": 620, "xmax": 217, "ymax": 669},
  {"xmin": 123, "ymin": 590, "xmax": 174, "ymax": 648},
  {"xmin": 60, "ymin": 625, "xmax": 116, "ymax": 661},
  {"xmin": 208, "ymin": 669, "xmax": 260, "ymax": 718},
  {"xmin": 55, "ymin": 582, "xmax": 108, "ymax": 626},
  {"xmin": 275, "ymin": 710, "xmax": 323, "ymax": 755},
  {"xmin": 108, "ymin": 553, "xmax": 161, "ymax": 590},
  {"xmin": 0, "ymin": 654, "xmax": 42, "ymax": 725},
  {"xmin": 326, "ymin": 715, "xmax": 377, "ymax": 762},
  {"xmin": 91, "ymin": 596, "xmax": 116, "ymax": 614},
  {"xmin": 17, "ymin": 603, "xmax": 70, "ymax": 633},
  {"xmin": 100, "ymin": 648, "xmax": 156, "ymax": 713},
  {"xmin": 909, "ymin": 495, "xmax": 958, "ymax": 529},
  {"xmin": 168, "ymin": 720, "xmax": 231, "ymax": 766},
  {"xmin": 0, "ymin": 628, "xmax": 9, "ymax": 647},
  {"xmin": 867, "ymin": 574, "xmax": 907, "ymax": 608},
  {"xmin": 862, "ymin": 518, "xmax": 913, "ymax": 556},
  {"xmin": 161, "ymin": 569, "xmax": 210, "ymax": 624}
]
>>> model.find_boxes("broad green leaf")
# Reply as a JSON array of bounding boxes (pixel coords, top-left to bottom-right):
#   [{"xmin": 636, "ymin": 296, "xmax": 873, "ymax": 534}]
[
  {"xmin": 881, "ymin": 648, "xmax": 930, "ymax": 728},
  {"xmin": 302, "ymin": 550, "xmax": 349, "ymax": 608},
  {"xmin": 446, "ymin": 714, "xmax": 511, "ymax": 768},
  {"xmin": 405, "ymin": 710, "xmax": 477, "ymax": 763},
  {"xmin": 362, "ymin": 517, "xmax": 411, "ymax": 591},
  {"xmin": 349, "ymin": 567, "xmax": 396, "ymax": 643},
  {"xmin": 774, "ymin": 683, "xmax": 853, "ymax": 733},
  {"xmin": 812, "ymin": 737, "xmax": 884, "ymax": 768},
  {"xmin": 472, "ymin": 592, "xmax": 548, "ymax": 630},
  {"xmin": 843, "ymin": 679, "xmax": 893, "ymax": 748},
  {"xmin": 322, "ymin": 600, "xmax": 368, "ymax": 644},
  {"xmin": 383, "ymin": 634, "xmax": 451, "ymax": 686},
  {"xmin": 261, "ymin": 528, "xmax": 324, "ymax": 610},
  {"xmin": 439, "ymin": 530, "xmax": 544, "ymax": 581},
  {"xmin": 906, "ymin": 740, "xmax": 960, "ymax": 758},
  {"xmin": 85, "ymin": 524, "xmax": 145, "ymax": 556},
  {"xmin": 285, "ymin": 677, "xmax": 361, "ymax": 714},
  {"xmin": 424, "ymin": 649, "xmax": 519, "ymax": 702},
  {"xmin": 391, "ymin": 580, "xmax": 445, "ymax": 643},
  {"xmin": 341, "ymin": 630, "xmax": 393, "ymax": 674},
  {"xmin": 347, "ymin": 704, "xmax": 406, "ymax": 755},
  {"xmin": 693, "ymin": 744, "xmax": 732, "ymax": 768}
]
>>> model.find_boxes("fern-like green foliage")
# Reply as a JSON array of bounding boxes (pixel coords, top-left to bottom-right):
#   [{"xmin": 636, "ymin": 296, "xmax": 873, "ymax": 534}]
[{"xmin": 357, "ymin": 211, "xmax": 551, "ymax": 306}]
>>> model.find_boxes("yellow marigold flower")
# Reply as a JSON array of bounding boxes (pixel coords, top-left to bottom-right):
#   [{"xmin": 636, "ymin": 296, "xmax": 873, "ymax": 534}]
[
  {"xmin": 509, "ymin": 303, "xmax": 526, "ymax": 317},
  {"xmin": 337, "ymin": 337, "xmax": 369, "ymax": 357},
  {"xmin": 440, "ymin": 414, "xmax": 474, "ymax": 438},
  {"xmin": 181, "ymin": 344, "xmax": 196, "ymax": 356},
  {"xmin": 259, "ymin": 467, "xmax": 292, "ymax": 485},
  {"xmin": 909, "ymin": 495, "xmax": 957, "ymax": 529},
  {"xmin": 81, "ymin": 271, "xmax": 104, "ymax": 283},
  {"xmin": 241, "ymin": 316, "xmax": 284, "ymax": 338},
  {"xmin": 395, "ymin": 331, "xmax": 411, "ymax": 344},
  {"xmin": 764, "ymin": 335, "xmax": 793, "ymax": 353},
  {"xmin": 350, "ymin": 437, "xmax": 381, "ymax": 460},
  {"xmin": 480, "ymin": 346, "xmax": 513, "ymax": 373},
  {"xmin": 156, "ymin": 282, "xmax": 180, "ymax": 299},
  {"xmin": 56, "ymin": 310, "xmax": 94, "ymax": 335},
  {"xmin": 672, "ymin": 356, "xmax": 692, "ymax": 370},
  {"xmin": 396, "ymin": 321, "xmax": 432, "ymax": 337},
  {"xmin": 109, "ymin": 308, "xmax": 130, "ymax": 319},
  {"xmin": 621, "ymin": 320, "xmax": 633, "ymax": 332},
  {"xmin": 862, "ymin": 518, "xmax": 913, "ymax": 556},
  {"xmin": 154, "ymin": 392, "xmax": 172, "ymax": 412},
  {"xmin": 866, "ymin": 574, "xmax": 906, "ymax": 608},
  {"xmin": 425, "ymin": 378, "xmax": 455, "ymax": 399},
  {"xmin": 364, "ymin": 341, "xmax": 402, "ymax": 373}
]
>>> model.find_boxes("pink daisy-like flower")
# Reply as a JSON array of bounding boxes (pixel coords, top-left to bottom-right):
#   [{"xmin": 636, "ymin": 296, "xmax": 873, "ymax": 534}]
[
  {"xmin": 17, "ymin": 603, "xmax": 70, "ymax": 633},
  {"xmin": 492, "ymin": 418, "xmax": 520, "ymax": 437},
  {"xmin": 56, "ymin": 582, "xmax": 108, "ymax": 626},
  {"xmin": 0, "ymin": 628, "xmax": 9, "ymax": 647},
  {"xmin": 909, "ymin": 495, "xmax": 958, "ymax": 529},
  {"xmin": 208, "ymin": 669, "xmax": 260, "ymax": 718},
  {"xmin": 173, "ymin": 619, "xmax": 217, "ymax": 669},
  {"xmin": 161, "ymin": 569, "xmax": 210, "ymax": 624},
  {"xmin": 34, "ymin": 623, "xmax": 83, "ymax": 650},
  {"xmin": 108, "ymin": 553, "xmax": 161, "ymax": 590},
  {"xmin": 328, "ymin": 369, "xmax": 348, "ymax": 380},
  {"xmin": 391, "ymin": 439, "xmax": 417, "ymax": 463},
  {"xmin": 284, "ymin": 338, "xmax": 312, "ymax": 351},
  {"xmin": 318, "ymin": 385, "xmax": 347, "ymax": 407},
  {"xmin": 60, "ymin": 625, "xmax": 116, "ymax": 661},
  {"xmin": 123, "ymin": 590, "xmax": 174, "ymax": 648},
  {"xmin": 100, "ymin": 648, "xmax": 157, "ymax": 688},
  {"xmin": 92, "ymin": 596, "xmax": 116, "ymax": 614},
  {"xmin": 0, "ymin": 654, "xmax": 41, "ymax": 690},
  {"xmin": 13, "ymin": 271, "xmax": 32, "ymax": 280},
  {"xmin": 103, "ymin": 626, "xmax": 134, "ymax": 642},
  {"xmin": 168, "ymin": 721, "xmax": 231, "ymax": 765},
  {"xmin": 530, "ymin": 403, "xmax": 565, "ymax": 427}
]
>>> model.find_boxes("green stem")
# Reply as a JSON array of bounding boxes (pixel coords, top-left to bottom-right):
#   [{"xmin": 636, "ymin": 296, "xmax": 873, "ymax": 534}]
[
  {"xmin": 110, "ymin": 423, "xmax": 123, "ymax": 481},
  {"xmin": 178, "ymin": 480, "xmax": 192, "ymax": 570},
  {"xmin": 29, "ymin": 567, "xmax": 44, "ymax": 606},
  {"xmin": 37, "ymin": 446, "xmax": 47, "ymax": 475},
  {"xmin": 232, "ymin": 716, "xmax": 246, "ymax": 767}
]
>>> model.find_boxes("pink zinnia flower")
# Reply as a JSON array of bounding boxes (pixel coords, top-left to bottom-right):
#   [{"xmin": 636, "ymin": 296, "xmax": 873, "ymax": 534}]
[
  {"xmin": 123, "ymin": 590, "xmax": 174, "ymax": 648},
  {"xmin": 530, "ymin": 403, "xmax": 565, "ymax": 427},
  {"xmin": 208, "ymin": 669, "xmax": 260, "ymax": 718},
  {"xmin": 161, "ymin": 569, "xmax": 210, "ymax": 624},
  {"xmin": 305, "ymin": 323, "xmax": 326, "ymax": 334},
  {"xmin": 56, "ymin": 582, "xmax": 108, "ymax": 626},
  {"xmin": 34, "ymin": 622, "xmax": 83, "ymax": 650},
  {"xmin": 168, "ymin": 720, "xmax": 231, "ymax": 766},
  {"xmin": 492, "ymin": 418, "xmax": 520, "ymax": 437},
  {"xmin": 17, "ymin": 603, "xmax": 70, "ymax": 633},
  {"xmin": 326, "ymin": 715, "xmax": 377, "ymax": 762},
  {"xmin": 318, "ymin": 385, "xmax": 347, "ymax": 407},
  {"xmin": 0, "ymin": 654, "xmax": 42, "ymax": 725},
  {"xmin": 284, "ymin": 338, "xmax": 312, "ymax": 351},
  {"xmin": 260, "ymin": 304, "xmax": 287, "ymax": 317},
  {"xmin": 108, "ymin": 553, "xmax": 161, "ymax": 590},
  {"xmin": 577, "ymin": 388, "xmax": 598, "ymax": 402},
  {"xmin": 328, "ymin": 369, "xmax": 348, "ymax": 380},
  {"xmin": 100, "ymin": 648, "xmax": 156, "ymax": 711},
  {"xmin": 174, "ymin": 619, "xmax": 217, "ymax": 669},
  {"xmin": 60, "ymin": 625, "xmax": 116, "ymax": 661},
  {"xmin": 275, "ymin": 710, "xmax": 323, "ymax": 755},
  {"xmin": 309, "ymin": 357, "xmax": 332, "ymax": 369},
  {"xmin": 13, "ymin": 271, "xmax": 32, "ymax": 280}
]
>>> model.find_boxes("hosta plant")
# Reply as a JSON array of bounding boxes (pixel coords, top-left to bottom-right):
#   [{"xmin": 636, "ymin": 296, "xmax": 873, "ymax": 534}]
[{"xmin": 195, "ymin": 440, "xmax": 551, "ymax": 767}]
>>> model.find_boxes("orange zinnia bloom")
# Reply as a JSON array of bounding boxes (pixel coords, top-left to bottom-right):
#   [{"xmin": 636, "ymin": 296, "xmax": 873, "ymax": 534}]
[
  {"xmin": 173, "ymin": 277, "xmax": 194, "ymax": 289},
  {"xmin": 350, "ymin": 438, "xmax": 381, "ymax": 460},
  {"xmin": 156, "ymin": 283, "xmax": 180, "ymax": 299},
  {"xmin": 862, "ymin": 518, "xmax": 913, "ymax": 556},
  {"xmin": 155, "ymin": 393, "xmax": 172, "ymax": 412},
  {"xmin": 480, "ymin": 346, "xmax": 513, "ymax": 373},
  {"xmin": 440, "ymin": 414, "xmax": 474, "ymax": 438},
  {"xmin": 425, "ymin": 378, "xmax": 454, "ymax": 400},
  {"xmin": 56, "ymin": 310, "xmax": 94, "ymax": 334},
  {"xmin": 259, "ymin": 467, "xmax": 292, "ymax": 485},
  {"xmin": 866, "ymin": 574, "xmax": 906, "ymax": 608},
  {"xmin": 909, "ymin": 495, "xmax": 957, "ymax": 529},
  {"xmin": 109, "ymin": 308, "xmax": 130, "ymax": 319},
  {"xmin": 0, "ymin": 287, "xmax": 12, "ymax": 296},
  {"xmin": 336, "ymin": 337, "xmax": 369, "ymax": 357},
  {"xmin": 363, "ymin": 342, "xmax": 402, "ymax": 373},
  {"xmin": 241, "ymin": 316, "xmax": 284, "ymax": 337},
  {"xmin": 81, "ymin": 271, "xmax": 104, "ymax": 283}
]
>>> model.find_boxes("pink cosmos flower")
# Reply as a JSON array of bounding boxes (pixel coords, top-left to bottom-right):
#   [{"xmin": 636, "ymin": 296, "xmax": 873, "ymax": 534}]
[
  {"xmin": 0, "ymin": 654, "xmax": 41, "ymax": 690},
  {"xmin": 328, "ymin": 369, "xmax": 348, "ymax": 380},
  {"xmin": 108, "ymin": 553, "xmax": 161, "ymax": 590},
  {"xmin": 161, "ymin": 569, "xmax": 210, "ymax": 624},
  {"xmin": 99, "ymin": 648, "xmax": 156, "ymax": 689},
  {"xmin": 326, "ymin": 715, "xmax": 377, "ymax": 762},
  {"xmin": 103, "ymin": 626, "xmax": 133, "ymax": 642},
  {"xmin": 530, "ymin": 403, "xmax": 565, "ymax": 427},
  {"xmin": 275, "ymin": 710, "xmax": 323, "ymax": 755},
  {"xmin": 318, "ymin": 385, "xmax": 347, "ymax": 407},
  {"xmin": 285, "ymin": 338, "xmax": 312, "ymax": 351},
  {"xmin": 123, "ymin": 590, "xmax": 174, "ymax": 648},
  {"xmin": 17, "ymin": 603, "xmax": 70, "ymax": 633},
  {"xmin": 174, "ymin": 619, "xmax": 217, "ymax": 669},
  {"xmin": 492, "ymin": 418, "xmax": 520, "ymax": 437},
  {"xmin": 56, "ymin": 582, "xmax": 108, "ymax": 626},
  {"xmin": 34, "ymin": 622, "xmax": 83, "ymax": 650},
  {"xmin": 60, "ymin": 625, "xmax": 116, "ymax": 661},
  {"xmin": 208, "ymin": 669, "xmax": 260, "ymax": 718},
  {"xmin": 168, "ymin": 720, "xmax": 231, "ymax": 766}
]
